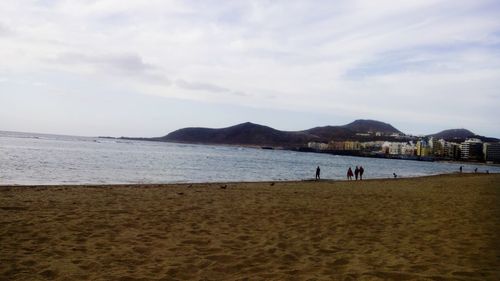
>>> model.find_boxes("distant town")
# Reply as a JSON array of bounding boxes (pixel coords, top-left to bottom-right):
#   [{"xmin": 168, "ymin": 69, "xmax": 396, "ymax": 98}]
[
  {"xmin": 305, "ymin": 133, "xmax": 500, "ymax": 164},
  {"xmin": 121, "ymin": 120, "xmax": 500, "ymax": 164}
]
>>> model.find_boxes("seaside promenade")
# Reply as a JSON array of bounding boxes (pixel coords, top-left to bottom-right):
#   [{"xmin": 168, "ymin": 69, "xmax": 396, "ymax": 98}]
[{"xmin": 1, "ymin": 174, "xmax": 499, "ymax": 280}]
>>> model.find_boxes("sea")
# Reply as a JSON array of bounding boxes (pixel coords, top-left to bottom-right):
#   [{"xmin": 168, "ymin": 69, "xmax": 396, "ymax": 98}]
[{"xmin": 1, "ymin": 130, "xmax": 499, "ymax": 185}]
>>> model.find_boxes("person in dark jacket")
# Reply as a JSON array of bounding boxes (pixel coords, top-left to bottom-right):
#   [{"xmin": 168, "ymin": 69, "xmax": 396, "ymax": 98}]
[
  {"xmin": 347, "ymin": 167, "xmax": 354, "ymax": 180},
  {"xmin": 359, "ymin": 166, "xmax": 364, "ymax": 180},
  {"xmin": 354, "ymin": 166, "xmax": 359, "ymax": 180},
  {"xmin": 315, "ymin": 166, "xmax": 321, "ymax": 180}
]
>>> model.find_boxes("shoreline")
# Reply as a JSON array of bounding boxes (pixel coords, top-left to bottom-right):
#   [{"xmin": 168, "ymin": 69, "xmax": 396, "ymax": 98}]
[{"xmin": 0, "ymin": 171, "xmax": 495, "ymax": 187}]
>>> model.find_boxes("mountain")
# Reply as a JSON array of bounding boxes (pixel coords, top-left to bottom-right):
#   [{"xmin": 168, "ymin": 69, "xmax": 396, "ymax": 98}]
[
  {"xmin": 125, "ymin": 120, "xmax": 497, "ymax": 147},
  {"xmin": 153, "ymin": 119, "xmax": 405, "ymax": 147},
  {"xmin": 342, "ymin": 119, "xmax": 403, "ymax": 134},
  {"xmin": 429, "ymin": 129, "xmax": 499, "ymax": 142},
  {"xmin": 304, "ymin": 126, "xmax": 356, "ymax": 140},
  {"xmin": 156, "ymin": 122, "xmax": 318, "ymax": 147},
  {"xmin": 429, "ymin": 129, "xmax": 475, "ymax": 141}
]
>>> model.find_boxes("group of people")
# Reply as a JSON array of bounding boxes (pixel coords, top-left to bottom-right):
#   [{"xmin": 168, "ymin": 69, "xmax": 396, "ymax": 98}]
[
  {"xmin": 314, "ymin": 166, "xmax": 365, "ymax": 180},
  {"xmin": 347, "ymin": 166, "xmax": 364, "ymax": 180},
  {"xmin": 316, "ymin": 165, "xmax": 489, "ymax": 181},
  {"xmin": 459, "ymin": 166, "xmax": 486, "ymax": 174}
]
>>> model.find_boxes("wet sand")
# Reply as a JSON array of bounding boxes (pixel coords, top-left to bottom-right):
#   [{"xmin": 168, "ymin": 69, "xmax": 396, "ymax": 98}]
[{"xmin": 1, "ymin": 174, "xmax": 499, "ymax": 280}]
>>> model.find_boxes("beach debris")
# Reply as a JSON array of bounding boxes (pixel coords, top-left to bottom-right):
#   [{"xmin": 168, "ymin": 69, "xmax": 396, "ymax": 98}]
[
  {"xmin": 177, "ymin": 192, "xmax": 184, "ymax": 195},
  {"xmin": 220, "ymin": 184, "xmax": 227, "ymax": 189},
  {"xmin": 270, "ymin": 182, "xmax": 275, "ymax": 186},
  {"xmin": 187, "ymin": 184, "xmax": 193, "ymax": 188}
]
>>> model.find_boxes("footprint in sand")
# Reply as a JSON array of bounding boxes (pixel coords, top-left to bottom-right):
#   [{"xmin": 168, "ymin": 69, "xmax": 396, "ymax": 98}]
[
  {"xmin": 452, "ymin": 271, "xmax": 487, "ymax": 278},
  {"xmin": 39, "ymin": 269, "xmax": 58, "ymax": 279},
  {"xmin": 329, "ymin": 257, "xmax": 350, "ymax": 267},
  {"xmin": 20, "ymin": 259, "xmax": 37, "ymax": 267}
]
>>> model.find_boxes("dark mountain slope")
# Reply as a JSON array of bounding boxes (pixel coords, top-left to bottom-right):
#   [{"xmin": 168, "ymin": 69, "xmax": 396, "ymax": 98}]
[
  {"xmin": 157, "ymin": 122, "xmax": 319, "ymax": 147},
  {"xmin": 429, "ymin": 129, "xmax": 498, "ymax": 142},
  {"xmin": 342, "ymin": 119, "xmax": 402, "ymax": 134},
  {"xmin": 155, "ymin": 119, "xmax": 409, "ymax": 146},
  {"xmin": 304, "ymin": 126, "xmax": 356, "ymax": 141},
  {"xmin": 124, "ymin": 120, "xmax": 497, "ymax": 147},
  {"xmin": 429, "ymin": 129, "xmax": 475, "ymax": 140}
]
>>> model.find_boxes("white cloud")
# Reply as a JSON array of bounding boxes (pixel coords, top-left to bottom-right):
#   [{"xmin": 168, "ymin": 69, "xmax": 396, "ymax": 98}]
[
  {"xmin": 175, "ymin": 79, "xmax": 247, "ymax": 96},
  {"xmin": 49, "ymin": 52, "xmax": 170, "ymax": 84},
  {"xmin": 0, "ymin": 21, "xmax": 13, "ymax": 36},
  {"xmin": 1, "ymin": 0, "xmax": 499, "ymax": 136}
]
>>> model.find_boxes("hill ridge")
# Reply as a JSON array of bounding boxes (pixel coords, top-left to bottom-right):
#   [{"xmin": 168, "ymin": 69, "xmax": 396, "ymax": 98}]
[
  {"xmin": 156, "ymin": 120, "xmax": 403, "ymax": 147},
  {"xmin": 123, "ymin": 120, "xmax": 498, "ymax": 146}
]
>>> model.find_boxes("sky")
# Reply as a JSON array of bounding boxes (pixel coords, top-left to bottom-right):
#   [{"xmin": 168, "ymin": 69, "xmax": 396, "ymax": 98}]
[{"xmin": 1, "ymin": 0, "xmax": 499, "ymax": 138}]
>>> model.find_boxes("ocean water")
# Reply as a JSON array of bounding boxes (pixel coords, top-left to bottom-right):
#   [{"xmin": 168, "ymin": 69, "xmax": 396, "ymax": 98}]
[{"xmin": 1, "ymin": 131, "xmax": 498, "ymax": 185}]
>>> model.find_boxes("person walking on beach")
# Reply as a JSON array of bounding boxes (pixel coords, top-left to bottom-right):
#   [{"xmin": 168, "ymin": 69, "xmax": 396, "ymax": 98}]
[
  {"xmin": 315, "ymin": 166, "xmax": 321, "ymax": 180},
  {"xmin": 459, "ymin": 166, "xmax": 462, "ymax": 173},
  {"xmin": 359, "ymin": 166, "xmax": 364, "ymax": 180},
  {"xmin": 354, "ymin": 166, "xmax": 359, "ymax": 180},
  {"xmin": 347, "ymin": 167, "xmax": 354, "ymax": 180}
]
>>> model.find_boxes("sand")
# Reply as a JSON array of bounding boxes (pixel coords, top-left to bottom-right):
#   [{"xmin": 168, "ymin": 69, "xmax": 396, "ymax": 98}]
[{"xmin": 0, "ymin": 174, "xmax": 499, "ymax": 281}]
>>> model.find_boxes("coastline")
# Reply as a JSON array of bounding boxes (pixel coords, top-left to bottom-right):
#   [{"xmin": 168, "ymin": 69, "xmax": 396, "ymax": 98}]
[
  {"xmin": 122, "ymin": 138, "xmax": 500, "ymax": 166},
  {"xmin": 0, "ymin": 171, "xmax": 494, "ymax": 187},
  {"xmin": 1, "ymin": 174, "xmax": 499, "ymax": 280}
]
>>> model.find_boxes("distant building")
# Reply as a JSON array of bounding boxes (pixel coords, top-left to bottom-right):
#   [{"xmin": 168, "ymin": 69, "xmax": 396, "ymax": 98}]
[
  {"xmin": 343, "ymin": 141, "xmax": 360, "ymax": 151},
  {"xmin": 381, "ymin": 142, "xmax": 408, "ymax": 155},
  {"xmin": 483, "ymin": 143, "xmax": 500, "ymax": 163},
  {"xmin": 416, "ymin": 139, "xmax": 431, "ymax": 156},
  {"xmin": 325, "ymin": 141, "xmax": 361, "ymax": 151},
  {"xmin": 328, "ymin": 141, "xmax": 344, "ymax": 151},
  {"xmin": 381, "ymin": 142, "xmax": 390, "ymax": 154},
  {"xmin": 307, "ymin": 142, "xmax": 329, "ymax": 151},
  {"xmin": 460, "ymin": 138, "xmax": 483, "ymax": 160},
  {"xmin": 390, "ymin": 143, "xmax": 402, "ymax": 155},
  {"xmin": 443, "ymin": 142, "xmax": 461, "ymax": 160},
  {"xmin": 430, "ymin": 137, "xmax": 444, "ymax": 157},
  {"xmin": 401, "ymin": 142, "xmax": 416, "ymax": 156},
  {"xmin": 360, "ymin": 141, "xmax": 384, "ymax": 153}
]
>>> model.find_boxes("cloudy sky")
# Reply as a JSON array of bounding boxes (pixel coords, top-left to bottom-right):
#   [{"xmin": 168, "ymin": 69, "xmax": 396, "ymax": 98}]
[{"xmin": 1, "ymin": 0, "xmax": 499, "ymax": 137}]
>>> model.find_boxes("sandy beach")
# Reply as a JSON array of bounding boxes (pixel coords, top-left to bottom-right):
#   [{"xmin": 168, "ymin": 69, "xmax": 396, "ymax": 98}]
[{"xmin": 1, "ymin": 174, "xmax": 499, "ymax": 280}]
